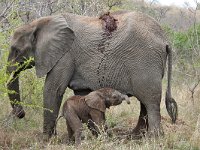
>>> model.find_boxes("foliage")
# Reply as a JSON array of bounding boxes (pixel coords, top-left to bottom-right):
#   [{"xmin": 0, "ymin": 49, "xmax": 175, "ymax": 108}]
[
  {"xmin": 0, "ymin": 56, "xmax": 9, "ymax": 99},
  {"xmin": 163, "ymin": 23, "xmax": 200, "ymax": 86},
  {"xmin": 0, "ymin": 0, "xmax": 200, "ymax": 149}
]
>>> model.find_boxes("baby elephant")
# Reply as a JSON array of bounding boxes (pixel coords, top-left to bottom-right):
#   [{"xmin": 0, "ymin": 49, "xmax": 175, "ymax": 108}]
[{"xmin": 56, "ymin": 88, "xmax": 130, "ymax": 146}]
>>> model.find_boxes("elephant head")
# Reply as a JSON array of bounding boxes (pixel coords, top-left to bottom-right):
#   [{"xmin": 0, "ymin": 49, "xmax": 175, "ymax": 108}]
[
  {"xmin": 7, "ymin": 15, "xmax": 75, "ymax": 118},
  {"xmin": 85, "ymin": 88, "xmax": 130, "ymax": 112}
]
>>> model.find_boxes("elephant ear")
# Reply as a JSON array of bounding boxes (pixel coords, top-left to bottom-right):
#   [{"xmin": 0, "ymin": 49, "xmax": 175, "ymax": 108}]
[
  {"xmin": 34, "ymin": 15, "xmax": 75, "ymax": 77},
  {"xmin": 85, "ymin": 91, "xmax": 106, "ymax": 113}
]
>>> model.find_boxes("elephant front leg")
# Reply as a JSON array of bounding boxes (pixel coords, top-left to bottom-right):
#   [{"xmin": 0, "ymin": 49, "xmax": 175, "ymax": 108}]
[
  {"xmin": 43, "ymin": 81, "xmax": 68, "ymax": 139},
  {"xmin": 43, "ymin": 75, "xmax": 74, "ymax": 139},
  {"xmin": 67, "ymin": 122, "xmax": 74, "ymax": 142},
  {"xmin": 43, "ymin": 89, "xmax": 62, "ymax": 139},
  {"xmin": 42, "ymin": 53, "xmax": 74, "ymax": 139}
]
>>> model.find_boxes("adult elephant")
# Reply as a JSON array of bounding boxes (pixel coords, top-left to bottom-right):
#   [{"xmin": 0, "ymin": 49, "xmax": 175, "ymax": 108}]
[{"xmin": 7, "ymin": 11, "xmax": 177, "ymax": 139}]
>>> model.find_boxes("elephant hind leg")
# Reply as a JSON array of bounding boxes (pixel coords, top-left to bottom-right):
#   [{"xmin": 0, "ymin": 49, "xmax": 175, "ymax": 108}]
[
  {"xmin": 146, "ymin": 101, "xmax": 163, "ymax": 137},
  {"xmin": 120, "ymin": 102, "xmax": 147, "ymax": 140},
  {"xmin": 139, "ymin": 90, "xmax": 163, "ymax": 137},
  {"xmin": 131, "ymin": 77, "xmax": 163, "ymax": 138},
  {"xmin": 131, "ymin": 98, "xmax": 162, "ymax": 138},
  {"xmin": 131, "ymin": 102, "xmax": 148, "ymax": 138}
]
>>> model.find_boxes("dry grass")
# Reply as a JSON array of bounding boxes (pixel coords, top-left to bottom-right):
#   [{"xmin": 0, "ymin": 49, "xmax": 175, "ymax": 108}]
[{"xmin": 0, "ymin": 85, "xmax": 200, "ymax": 150}]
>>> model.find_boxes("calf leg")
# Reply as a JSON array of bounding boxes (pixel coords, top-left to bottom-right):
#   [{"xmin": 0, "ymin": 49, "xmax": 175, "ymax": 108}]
[
  {"xmin": 65, "ymin": 109, "xmax": 83, "ymax": 146},
  {"xmin": 66, "ymin": 122, "xmax": 74, "ymax": 143},
  {"xmin": 87, "ymin": 119, "xmax": 99, "ymax": 137}
]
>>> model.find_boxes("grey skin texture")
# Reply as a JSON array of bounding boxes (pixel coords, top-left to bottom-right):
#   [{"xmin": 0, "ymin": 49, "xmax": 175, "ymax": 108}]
[
  {"xmin": 56, "ymin": 88, "xmax": 130, "ymax": 146},
  {"xmin": 7, "ymin": 11, "xmax": 177, "ymax": 139}
]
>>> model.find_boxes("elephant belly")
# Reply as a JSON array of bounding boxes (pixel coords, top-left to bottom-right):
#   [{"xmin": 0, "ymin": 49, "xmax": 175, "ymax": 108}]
[{"xmin": 69, "ymin": 58, "xmax": 133, "ymax": 95}]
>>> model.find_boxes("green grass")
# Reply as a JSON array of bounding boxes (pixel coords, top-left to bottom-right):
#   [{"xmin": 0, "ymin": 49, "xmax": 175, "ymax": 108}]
[{"xmin": 0, "ymin": 70, "xmax": 200, "ymax": 149}]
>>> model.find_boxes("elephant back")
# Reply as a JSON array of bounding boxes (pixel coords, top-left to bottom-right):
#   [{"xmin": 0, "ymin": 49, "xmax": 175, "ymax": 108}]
[{"xmin": 65, "ymin": 12, "xmax": 168, "ymax": 92}]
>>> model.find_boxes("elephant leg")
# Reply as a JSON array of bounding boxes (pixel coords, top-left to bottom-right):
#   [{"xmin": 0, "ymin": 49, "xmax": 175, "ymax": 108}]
[
  {"xmin": 135, "ymin": 97, "xmax": 162, "ymax": 137},
  {"xmin": 146, "ymin": 100, "xmax": 163, "ymax": 137},
  {"xmin": 131, "ymin": 75, "xmax": 163, "ymax": 138},
  {"xmin": 43, "ymin": 52, "xmax": 74, "ymax": 139},
  {"xmin": 87, "ymin": 119, "xmax": 99, "ymax": 137},
  {"xmin": 66, "ymin": 121, "xmax": 74, "ymax": 142},
  {"xmin": 43, "ymin": 82, "xmax": 70, "ymax": 138},
  {"xmin": 43, "ymin": 87, "xmax": 62, "ymax": 138},
  {"xmin": 65, "ymin": 109, "xmax": 83, "ymax": 146},
  {"xmin": 70, "ymin": 118, "xmax": 82, "ymax": 146},
  {"xmin": 137, "ymin": 83, "xmax": 163, "ymax": 137},
  {"xmin": 132, "ymin": 102, "xmax": 148, "ymax": 136},
  {"xmin": 89, "ymin": 110, "xmax": 106, "ymax": 136}
]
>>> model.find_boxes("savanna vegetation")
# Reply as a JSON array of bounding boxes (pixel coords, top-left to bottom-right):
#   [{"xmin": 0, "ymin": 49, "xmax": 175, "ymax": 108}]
[{"xmin": 0, "ymin": 0, "xmax": 200, "ymax": 149}]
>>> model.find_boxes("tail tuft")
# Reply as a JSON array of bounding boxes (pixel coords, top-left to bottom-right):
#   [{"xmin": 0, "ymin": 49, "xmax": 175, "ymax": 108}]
[{"xmin": 165, "ymin": 95, "xmax": 178, "ymax": 124}]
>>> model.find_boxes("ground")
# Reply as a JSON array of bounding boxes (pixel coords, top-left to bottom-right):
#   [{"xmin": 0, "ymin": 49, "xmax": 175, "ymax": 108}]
[{"xmin": 0, "ymin": 74, "xmax": 200, "ymax": 149}]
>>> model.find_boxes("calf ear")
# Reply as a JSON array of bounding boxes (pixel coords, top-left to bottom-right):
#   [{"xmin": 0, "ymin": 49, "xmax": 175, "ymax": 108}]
[
  {"xmin": 85, "ymin": 92, "xmax": 106, "ymax": 113},
  {"xmin": 34, "ymin": 15, "xmax": 75, "ymax": 77}
]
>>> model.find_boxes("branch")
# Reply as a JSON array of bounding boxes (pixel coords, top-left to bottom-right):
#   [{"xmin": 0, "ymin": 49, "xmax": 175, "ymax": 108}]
[
  {"xmin": 107, "ymin": 0, "xmax": 122, "ymax": 10},
  {"xmin": 189, "ymin": 78, "xmax": 200, "ymax": 92},
  {"xmin": 0, "ymin": 0, "xmax": 15, "ymax": 21}
]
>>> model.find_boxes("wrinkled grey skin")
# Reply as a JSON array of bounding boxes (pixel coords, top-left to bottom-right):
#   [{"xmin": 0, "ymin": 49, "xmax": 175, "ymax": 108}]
[
  {"xmin": 7, "ymin": 11, "xmax": 177, "ymax": 139},
  {"xmin": 56, "ymin": 88, "xmax": 130, "ymax": 146}
]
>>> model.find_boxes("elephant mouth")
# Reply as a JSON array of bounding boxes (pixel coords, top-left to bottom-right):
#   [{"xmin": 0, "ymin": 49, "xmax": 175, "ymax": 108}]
[{"xmin": 14, "ymin": 60, "xmax": 35, "ymax": 75}]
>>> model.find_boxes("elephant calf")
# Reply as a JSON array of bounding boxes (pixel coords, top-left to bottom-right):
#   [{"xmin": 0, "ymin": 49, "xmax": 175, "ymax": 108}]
[{"xmin": 56, "ymin": 88, "xmax": 130, "ymax": 146}]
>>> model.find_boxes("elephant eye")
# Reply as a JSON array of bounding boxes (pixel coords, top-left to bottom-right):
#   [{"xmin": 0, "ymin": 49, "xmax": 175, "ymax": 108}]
[{"xmin": 15, "ymin": 48, "xmax": 20, "ymax": 57}]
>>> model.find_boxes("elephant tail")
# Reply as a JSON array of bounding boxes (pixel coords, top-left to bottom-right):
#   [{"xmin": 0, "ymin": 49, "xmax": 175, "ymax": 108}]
[
  {"xmin": 54, "ymin": 114, "xmax": 64, "ymax": 135},
  {"xmin": 165, "ymin": 45, "xmax": 178, "ymax": 124}
]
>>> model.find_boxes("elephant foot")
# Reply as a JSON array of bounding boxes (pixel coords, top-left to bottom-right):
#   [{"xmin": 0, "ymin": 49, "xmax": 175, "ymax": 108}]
[
  {"xmin": 43, "ymin": 116, "xmax": 58, "ymax": 141},
  {"xmin": 43, "ymin": 129, "xmax": 56, "ymax": 143},
  {"xmin": 131, "ymin": 126, "xmax": 147, "ymax": 136},
  {"xmin": 146, "ymin": 126, "xmax": 164, "ymax": 138},
  {"xmin": 11, "ymin": 105, "xmax": 25, "ymax": 118}
]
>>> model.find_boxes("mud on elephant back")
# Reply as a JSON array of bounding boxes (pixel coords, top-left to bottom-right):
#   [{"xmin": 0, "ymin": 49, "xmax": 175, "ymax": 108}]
[{"xmin": 6, "ymin": 11, "xmax": 178, "ymax": 140}]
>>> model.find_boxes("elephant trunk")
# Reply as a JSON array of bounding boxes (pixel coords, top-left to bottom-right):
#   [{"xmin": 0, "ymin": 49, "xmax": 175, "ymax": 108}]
[
  {"xmin": 6, "ymin": 48, "xmax": 35, "ymax": 118},
  {"xmin": 6, "ymin": 65, "xmax": 25, "ymax": 118}
]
